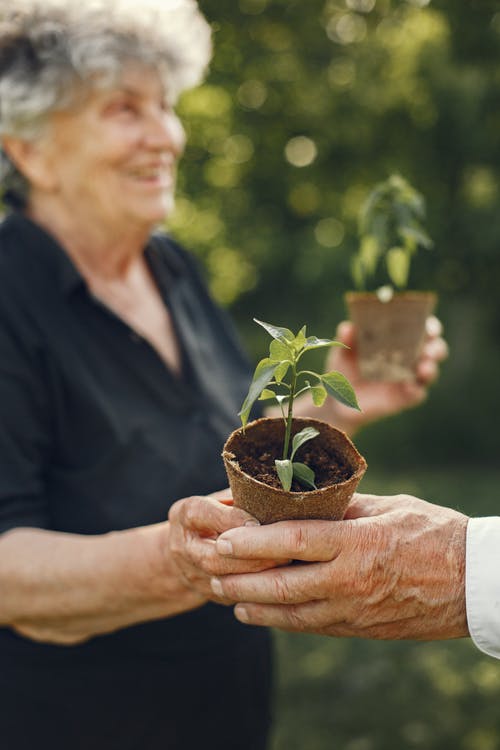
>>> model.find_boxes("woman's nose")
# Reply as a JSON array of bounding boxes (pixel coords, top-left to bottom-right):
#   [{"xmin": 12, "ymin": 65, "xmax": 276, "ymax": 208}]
[{"xmin": 145, "ymin": 109, "xmax": 186, "ymax": 156}]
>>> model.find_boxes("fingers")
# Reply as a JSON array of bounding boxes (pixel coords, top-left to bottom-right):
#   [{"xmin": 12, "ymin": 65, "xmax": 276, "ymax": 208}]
[
  {"xmin": 422, "ymin": 335, "xmax": 448, "ymax": 362},
  {"xmin": 415, "ymin": 315, "xmax": 448, "ymax": 385},
  {"xmin": 425, "ymin": 315, "xmax": 442, "ymax": 338},
  {"xmin": 232, "ymin": 601, "xmax": 420, "ymax": 639},
  {"xmin": 215, "ymin": 517, "xmax": 367, "ymax": 564},
  {"xmin": 233, "ymin": 598, "xmax": 333, "ymax": 632},
  {"xmin": 168, "ymin": 495, "xmax": 286, "ymax": 603},
  {"xmin": 168, "ymin": 495, "xmax": 259, "ymax": 537},
  {"xmin": 209, "ymin": 487, "xmax": 233, "ymax": 503},
  {"xmin": 212, "ymin": 561, "xmax": 332, "ymax": 605},
  {"xmin": 182, "ymin": 536, "xmax": 286, "ymax": 576},
  {"xmin": 335, "ymin": 320, "xmax": 356, "ymax": 349}
]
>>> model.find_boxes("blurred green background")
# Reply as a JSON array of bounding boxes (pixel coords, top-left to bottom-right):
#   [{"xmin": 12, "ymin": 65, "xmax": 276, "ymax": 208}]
[
  {"xmin": 171, "ymin": 1, "xmax": 500, "ymax": 747},
  {"xmin": 172, "ymin": 0, "xmax": 500, "ymax": 470}
]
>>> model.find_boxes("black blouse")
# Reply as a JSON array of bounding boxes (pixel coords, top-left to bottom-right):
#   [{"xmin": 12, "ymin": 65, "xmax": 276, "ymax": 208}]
[{"xmin": 0, "ymin": 213, "xmax": 272, "ymax": 750}]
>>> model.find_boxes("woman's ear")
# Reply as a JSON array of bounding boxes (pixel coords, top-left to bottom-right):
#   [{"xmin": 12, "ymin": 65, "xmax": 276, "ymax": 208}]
[{"xmin": 1, "ymin": 135, "xmax": 58, "ymax": 191}]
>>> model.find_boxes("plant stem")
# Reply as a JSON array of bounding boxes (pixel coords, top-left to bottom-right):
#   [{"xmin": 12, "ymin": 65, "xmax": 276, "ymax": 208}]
[{"xmin": 282, "ymin": 359, "xmax": 297, "ymax": 459}]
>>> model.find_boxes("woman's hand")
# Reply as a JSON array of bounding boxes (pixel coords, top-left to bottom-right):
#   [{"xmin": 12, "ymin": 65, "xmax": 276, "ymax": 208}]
[
  {"xmin": 168, "ymin": 496, "xmax": 288, "ymax": 604},
  {"xmin": 324, "ymin": 316, "xmax": 448, "ymax": 434},
  {"xmin": 277, "ymin": 315, "xmax": 448, "ymax": 436},
  {"xmin": 211, "ymin": 493, "xmax": 469, "ymax": 641}
]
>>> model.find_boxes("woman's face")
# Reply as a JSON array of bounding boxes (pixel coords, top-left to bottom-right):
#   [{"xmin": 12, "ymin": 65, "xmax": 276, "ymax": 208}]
[{"xmin": 33, "ymin": 66, "xmax": 186, "ymax": 231}]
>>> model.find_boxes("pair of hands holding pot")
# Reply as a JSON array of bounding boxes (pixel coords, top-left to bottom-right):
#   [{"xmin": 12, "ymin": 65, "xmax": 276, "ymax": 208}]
[{"xmin": 169, "ymin": 318, "xmax": 469, "ymax": 641}]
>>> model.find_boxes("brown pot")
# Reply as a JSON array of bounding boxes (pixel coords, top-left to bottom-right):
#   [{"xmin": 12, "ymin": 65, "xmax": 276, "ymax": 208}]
[
  {"xmin": 222, "ymin": 417, "xmax": 367, "ymax": 524},
  {"xmin": 345, "ymin": 291, "xmax": 437, "ymax": 382}
]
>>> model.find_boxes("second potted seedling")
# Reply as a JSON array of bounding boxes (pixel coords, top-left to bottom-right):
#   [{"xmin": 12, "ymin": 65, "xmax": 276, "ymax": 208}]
[
  {"xmin": 345, "ymin": 174, "xmax": 436, "ymax": 382},
  {"xmin": 222, "ymin": 319, "xmax": 367, "ymax": 524}
]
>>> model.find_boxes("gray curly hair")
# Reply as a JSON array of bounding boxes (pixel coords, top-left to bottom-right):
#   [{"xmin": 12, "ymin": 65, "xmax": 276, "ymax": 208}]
[{"xmin": 0, "ymin": 0, "xmax": 212, "ymax": 208}]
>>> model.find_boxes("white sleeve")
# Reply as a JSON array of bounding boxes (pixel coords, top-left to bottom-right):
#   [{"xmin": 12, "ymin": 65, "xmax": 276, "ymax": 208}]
[{"xmin": 466, "ymin": 517, "xmax": 500, "ymax": 659}]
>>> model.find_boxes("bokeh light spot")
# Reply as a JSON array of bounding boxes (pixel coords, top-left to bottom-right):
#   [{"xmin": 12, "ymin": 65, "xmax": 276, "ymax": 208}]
[
  {"xmin": 285, "ymin": 136, "xmax": 318, "ymax": 168},
  {"xmin": 315, "ymin": 217, "xmax": 345, "ymax": 247}
]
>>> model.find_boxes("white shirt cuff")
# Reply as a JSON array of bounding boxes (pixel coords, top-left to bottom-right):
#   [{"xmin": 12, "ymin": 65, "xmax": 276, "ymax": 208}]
[{"xmin": 466, "ymin": 517, "xmax": 500, "ymax": 659}]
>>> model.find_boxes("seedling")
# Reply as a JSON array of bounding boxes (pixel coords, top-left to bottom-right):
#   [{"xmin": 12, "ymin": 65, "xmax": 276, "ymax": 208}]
[
  {"xmin": 352, "ymin": 174, "xmax": 433, "ymax": 293},
  {"xmin": 239, "ymin": 319, "xmax": 360, "ymax": 492}
]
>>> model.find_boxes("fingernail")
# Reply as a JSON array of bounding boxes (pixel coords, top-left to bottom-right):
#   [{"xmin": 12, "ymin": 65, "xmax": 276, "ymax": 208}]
[
  {"xmin": 211, "ymin": 577, "xmax": 224, "ymax": 597},
  {"xmin": 235, "ymin": 605, "xmax": 249, "ymax": 623},
  {"xmin": 244, "ymin": 519, "xmax": 260, "ymax": 527},
  {"xmin": 216, "ymin": 538, "xmax": 233, "ymax": 556}
]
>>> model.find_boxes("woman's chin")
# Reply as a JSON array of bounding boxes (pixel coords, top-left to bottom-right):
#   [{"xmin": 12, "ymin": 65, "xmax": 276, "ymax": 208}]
[{"xmin": 126, "ymin": 201, "xmax": 174, "ymax": 229}]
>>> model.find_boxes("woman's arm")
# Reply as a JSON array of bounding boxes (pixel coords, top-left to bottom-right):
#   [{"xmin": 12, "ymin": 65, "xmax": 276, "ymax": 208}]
[
  {"xmin": 0, "ymin": 522, "xmax": 203, "ymax": 645},
  {"xmin": 0, "ymin": 497, "xmax": 281, "ymax": 646}
]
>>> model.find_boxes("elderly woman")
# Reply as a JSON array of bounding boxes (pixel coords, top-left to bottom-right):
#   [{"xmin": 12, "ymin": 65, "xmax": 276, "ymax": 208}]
[{"xmin": 0, "ymin": 1, "xmax": 447, "ymax": 748}]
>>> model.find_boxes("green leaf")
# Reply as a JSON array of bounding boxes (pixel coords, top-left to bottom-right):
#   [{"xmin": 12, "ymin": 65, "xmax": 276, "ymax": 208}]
[
  {"xmin": 292, "ymin": 462, "xmax": 317, "ymax": 490},
  {"xmin": 311, "ymin": 384, "xmax": 327, "ymax": 406},
  {"xmin": 304, "ymin": 336, "xmax": 347, "ymax": 352},
  {"xmin": 399, "ymin": 225, "xmax": 433, "ymax": 251},
  {"xmin": 239, "ymin": 358, "xmax": 279, "ymax": 427},
  {"xmin": 322, "ymin": 371, "xmax": 361, "ymax": 411},
  {"xmin": 270, "ymin": 338, "xmax": 292, "ymax": 362},
  {"xmin": 386, "ymin": 247, "xmax": 410, "ymax": 289},
  {"xmin": 292, "ymin": 325, "xmax": 307, "ymax": 353},
  {"xmin": 291, "ymin": 427, "xmax": 320, "ymax": 460},
  {"xmin": 275, "ymin": 459, "xmax": 293, "ymax": 492},
  {"xmin": 254, "ymin": 319, "xmax": 295, "ymax": 343},
  {"xmin": 258, "ymin": 388, "xmax": 277, "ymax": 401},
  {"xmin": 359, "ymin": 234, "xmax": 380, "ymax": 276},
  {"xmin": 274, "ymin": 361, "xmax": 290, "ymax": 383},
  {"xmin": 351, "ymin": 255, "xmax": 366, "ymax": 289}
]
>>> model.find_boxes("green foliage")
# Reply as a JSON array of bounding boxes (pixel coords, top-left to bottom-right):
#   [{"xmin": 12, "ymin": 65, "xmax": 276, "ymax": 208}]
[
  {"xmin": 239, "ymin": 319, "xmax": 359, "ymax": 491},
  {"xmin": 352, "ymin": 174, "xmax": 433, "ymax": 290},
  {"xmin": 171, "ymin": 1, "xmax": 500, "ymax": 466}
]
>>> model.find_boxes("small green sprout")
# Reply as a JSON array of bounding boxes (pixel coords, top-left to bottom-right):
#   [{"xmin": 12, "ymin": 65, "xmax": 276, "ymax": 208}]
[
  {"xmin": 352, "ymin": 174, "xmax": 433, "ymax": 291},
  {"xmin": 239, "ymin": 319, "xmax": 361, "ymax": 492}
]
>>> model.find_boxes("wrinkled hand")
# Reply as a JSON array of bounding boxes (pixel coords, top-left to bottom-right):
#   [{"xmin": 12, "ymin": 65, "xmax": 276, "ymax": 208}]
[
  {"xmin": 211, "ymin": 493, "xmax": 469, "ymax": 640},
  {"xmin": 168, "ymin": 495, "xmax": 287, "ymax": 604},
  {"xmin": 326, "ymin": 316, "xmax": 448, "ymax": 433}
]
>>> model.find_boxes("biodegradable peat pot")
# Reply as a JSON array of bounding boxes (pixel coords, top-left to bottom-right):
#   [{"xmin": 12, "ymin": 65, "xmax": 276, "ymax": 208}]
[
  {"xmin": 345, "ymin": 291, "xmax": 437, "ymax": 382},
  {"xmin": 222, "ymin": 417, "xmax": 367, "ymax": 524}
]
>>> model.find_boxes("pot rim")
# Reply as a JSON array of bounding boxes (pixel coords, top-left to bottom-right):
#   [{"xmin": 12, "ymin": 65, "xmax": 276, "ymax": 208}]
[
  {"xmin": 222, "ymin": 416, "xmax": 367, "ymax": 499},
  {"xmin": 345, "ymin": 290, "xmax": 437, "ymax": 303}
]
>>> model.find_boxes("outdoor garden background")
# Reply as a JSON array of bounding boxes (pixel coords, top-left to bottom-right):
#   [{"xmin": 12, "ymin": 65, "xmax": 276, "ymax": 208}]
[{"xmin": 172, "ymin": 2, "xmax": 500, "ymax": 748}]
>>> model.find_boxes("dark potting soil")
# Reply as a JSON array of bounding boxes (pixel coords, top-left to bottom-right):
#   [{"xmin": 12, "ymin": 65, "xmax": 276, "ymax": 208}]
[{"xmin": 236, "ymin": 433, "xmax": 352, "ymax": 492}]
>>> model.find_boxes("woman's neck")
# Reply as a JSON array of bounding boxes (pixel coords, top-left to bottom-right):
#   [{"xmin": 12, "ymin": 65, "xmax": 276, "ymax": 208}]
[{"xmin": 26, "ymin": 196, "xmax": 154, "ymax": 280}]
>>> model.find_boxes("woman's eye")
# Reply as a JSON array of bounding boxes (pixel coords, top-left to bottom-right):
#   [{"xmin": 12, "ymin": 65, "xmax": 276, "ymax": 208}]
[
  {"xmin": 118, "ymin": 102, "xmax": 136, "ymax": 114},
  {"xmin": 106, "ymin": 101, "xmax": 137, "ymax": 116}
]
